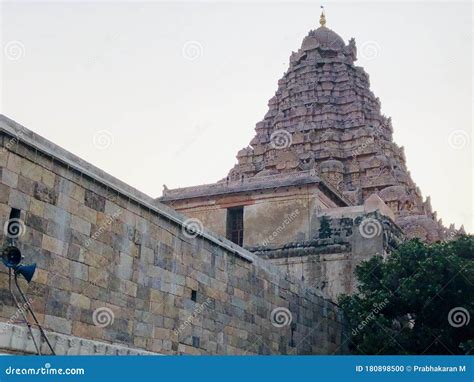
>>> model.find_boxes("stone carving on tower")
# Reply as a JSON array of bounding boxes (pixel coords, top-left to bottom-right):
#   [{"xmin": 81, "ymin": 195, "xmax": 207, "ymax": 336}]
[{"xmin": 224, "ymin": 11, "xmax": 463, "ymax": 242}]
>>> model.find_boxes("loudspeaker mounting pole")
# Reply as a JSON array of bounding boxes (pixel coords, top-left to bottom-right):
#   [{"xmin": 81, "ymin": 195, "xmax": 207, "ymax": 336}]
[
  {"xmin": 14, "ymin": 272, "xmax": 56, "ymax": 355},
  {"xmin": 8, "ymin": 268, "xmax": 41, "ymax": 355}
]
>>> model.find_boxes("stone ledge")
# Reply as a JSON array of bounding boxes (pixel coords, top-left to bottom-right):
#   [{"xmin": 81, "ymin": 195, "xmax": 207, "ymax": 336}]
[
  {"xmin": 253, "ymin": 244, "xmax": 352, "ymax": 259},
  {"xmin": 0, "ymin": 323, "xmax": 159, "ymax": 355},
  {"xmin": 160, "ymin": 171, "xmax": 351, "ymax": 207}
]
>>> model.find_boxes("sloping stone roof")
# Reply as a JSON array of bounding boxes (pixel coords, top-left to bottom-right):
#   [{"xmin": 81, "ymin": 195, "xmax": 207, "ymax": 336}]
[{"xmin": 160, "ymin": 171, "xmax": 351, "ymax": 206}]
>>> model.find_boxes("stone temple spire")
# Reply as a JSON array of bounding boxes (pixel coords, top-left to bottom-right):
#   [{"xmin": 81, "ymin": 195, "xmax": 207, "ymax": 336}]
[{"xmin": 224, "ymin": 15, "xmax": 455, "ymax": 242}]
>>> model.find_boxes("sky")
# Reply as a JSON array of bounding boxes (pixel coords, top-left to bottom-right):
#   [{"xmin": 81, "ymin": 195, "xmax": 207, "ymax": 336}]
[{"xmin": 0, "ymin": 1, "xmax": 472, "ymax": 232}]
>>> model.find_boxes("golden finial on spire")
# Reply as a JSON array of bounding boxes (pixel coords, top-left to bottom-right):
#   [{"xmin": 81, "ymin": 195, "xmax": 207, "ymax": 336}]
[{"xmin": 320, "ymin": 6, "xmax": 326, "ymax": 27}]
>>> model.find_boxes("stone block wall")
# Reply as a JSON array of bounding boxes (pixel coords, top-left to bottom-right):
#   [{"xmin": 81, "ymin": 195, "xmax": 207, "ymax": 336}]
[
  {"xmin": 0, "ymin": 118, "xmax": 345, "ymax": 355},
  {"xmin": 250, "ymin": 208, "xmax": 404, "ymax": 302}
]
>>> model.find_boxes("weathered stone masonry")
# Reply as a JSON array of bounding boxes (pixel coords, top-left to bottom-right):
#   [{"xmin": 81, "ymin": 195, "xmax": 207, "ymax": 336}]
[{"xmin": 0, "ymin": 116, "xmax": 345, "ymax": 355}]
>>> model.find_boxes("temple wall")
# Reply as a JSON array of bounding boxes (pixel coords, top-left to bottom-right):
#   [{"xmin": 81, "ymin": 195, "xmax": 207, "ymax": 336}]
[
  {"xmin": 270, "ymin": 253, "xmax": 352, "ymax": 302},
  {"xmin": 178, "ymin": 205, "xmax": 227, "ymax": 238},
  {"xmin": 253, "ymin": 203, "xmax": 403, "ymax": 302},
  {"xmin": 163, "ymin": 179, "xmax": 402, "ymax": 303},
  {"xmin": 0, "ymin": 120, "xmax": 345, "ymax": 355},
  {"xmin": 243, "ymin": 192, "xmax": 308, "ymax": 247},
  {"xmin": 164, "ymin": 179, "xmax": 401, "ymax": 303}
]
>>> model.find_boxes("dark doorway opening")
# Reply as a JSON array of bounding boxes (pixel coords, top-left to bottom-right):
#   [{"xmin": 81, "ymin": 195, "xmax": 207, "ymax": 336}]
[{"xmin": 226, "ymin": 207, "xmax": 244, "ymax": 247}]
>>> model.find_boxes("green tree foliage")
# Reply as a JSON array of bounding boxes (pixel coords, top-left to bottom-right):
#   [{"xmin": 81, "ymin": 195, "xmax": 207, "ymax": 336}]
[{"xmin": 339, "ymin": 236, "xmax": 473, "ymax": 354}]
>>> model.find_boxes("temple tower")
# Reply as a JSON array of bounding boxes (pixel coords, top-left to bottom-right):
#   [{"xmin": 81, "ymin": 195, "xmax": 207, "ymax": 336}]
[{"xmin": 222, "ymin": 12, "xmax": 458, "ymax": 242}]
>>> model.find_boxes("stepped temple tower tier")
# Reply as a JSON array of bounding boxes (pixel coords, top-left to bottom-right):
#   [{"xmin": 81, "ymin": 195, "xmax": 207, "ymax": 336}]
[{"xmin": 222, "ymin": 14, "xmax": 459, "ymax": 243}]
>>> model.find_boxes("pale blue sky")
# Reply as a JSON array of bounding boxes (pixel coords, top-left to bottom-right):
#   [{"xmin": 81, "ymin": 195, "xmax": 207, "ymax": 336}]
[{"xmin": 1, "ymin": 1, "xmax": 472, "ymax": 232}]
